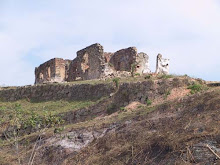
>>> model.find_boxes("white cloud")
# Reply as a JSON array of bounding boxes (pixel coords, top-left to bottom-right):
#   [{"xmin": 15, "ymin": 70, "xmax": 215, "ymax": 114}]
[{"xmin": 0, "ymin": 0, "xmax": 220, "ymax": 86}]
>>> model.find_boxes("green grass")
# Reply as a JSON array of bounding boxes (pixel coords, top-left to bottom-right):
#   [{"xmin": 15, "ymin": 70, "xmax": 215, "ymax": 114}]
[
  {"xmin": 0, "ymin": 99, "xmax": 95, "ymax": 116},
  {"xmin": 187, "ymin": 83, "xmax": 203, "ymax": 94},
  {"xmin": 112, "ymin": 78, "xmax": 120, "ymax": 88},
  {"xmin": 146, "ymin": 98, "xmax": 152, "ymax": 106},
  {"xmin": 157, "ymin": 74, "xmax": 174, "ymax": 79},
  {"xmin": 0, "ymin": 99, "xmax": 96, "ymax": 133}
]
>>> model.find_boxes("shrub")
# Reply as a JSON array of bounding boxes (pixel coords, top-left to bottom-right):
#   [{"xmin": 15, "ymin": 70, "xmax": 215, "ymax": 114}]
[
  {"xmin": 106, "ymin": 104, "xmax": 117, "ymax": 115},
  {"xmin": 43, "ymin": 112, "xmax": 64, "ymax": 127},
  {"xmin": 131, "ymin": 63, "xmax": 137, "ymax": 77},
  {"xmin": 135, "ymin": 73, "xmax": 140, "ymax": 77},
  {"xmin": 187, "ymin": 83, "xmax": 203, "ymax": 94},
  {"xmin": 119, "ymin": 107, "xmax": 126, "ymax": 112},
  {"xmin": 54, "ymin": 127, "xmax": 64, "ymax": 134},
  {"xmin": 23, "ymin": 112, "xmax": 41, "ymax": 129},
  {"xmin": 145, "ymin": 98, "xmax": 152, "ymax": 106},
  {"xmin": 145, "ymin": 75, "xmax": 151, "ymax": 79},
  {"xmin": 164, "ymin": 90, "xmax": 171, "ymax": 99},
  {"xmin": 112, "ymin": 78, "xmax": 120, "ymax": 88}
]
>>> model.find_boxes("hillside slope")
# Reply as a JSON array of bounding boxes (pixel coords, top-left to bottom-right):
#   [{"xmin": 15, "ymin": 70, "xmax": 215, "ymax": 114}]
[{"xmin": 0, "ymin": 76, "xmax": 219, "ymax": 165}]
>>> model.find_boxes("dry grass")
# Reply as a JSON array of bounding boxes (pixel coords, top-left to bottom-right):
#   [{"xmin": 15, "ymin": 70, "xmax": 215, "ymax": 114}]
[
  {"xmin": 0, "ymin": 76, "xmax": 219, "ymax": 165},
  {"xmin": 63, "ymin": 89, "xmax": 220, "ymax": 165}
]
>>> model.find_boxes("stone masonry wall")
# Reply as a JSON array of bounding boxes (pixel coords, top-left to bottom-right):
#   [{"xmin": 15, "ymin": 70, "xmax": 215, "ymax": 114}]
[
  {"xmin": 67, "ymin": 58, "xmax": 78, "ymax": 81},
  {"xmin": 69, "ymin": 43, "xmax": 106, "ymax": 81},
  {"xmin": 136, "ymin": 52, "xmax": 151, "ymax": 75},
  {"xmin": 109, "ymin": 47, "xmax": 137, "ymax": 72},
  {"xmin": 64, "ymin": 60, "xmax": 72, "ymax": 81},
  {"xmin": 35, "ymin": 43, "xmax": 170, "ymax": 84},
  {"xmin": 0, "ymin": 83, "xmax": 115, "ymax": 102},
  {"xmin": 112, "ymin": 77, "xmax": 191, "ymax": 108},
  {"xmin": 59, "ymin": 77, "xmax": 193, "ymax": 125},
  {"xmin": 103, "ymin": 52, "xmax": 113, "ymax": 63},
  {"xmin": 54, "ymin": 58, "xmax": 67, "ymax": 82},
  {"xmin": 35, "ymin": 58, "xmax": 70, "ymax": 84},
  {"xmin": 35, "ymin": 59, "xmax": 56, "ymax": 84}
]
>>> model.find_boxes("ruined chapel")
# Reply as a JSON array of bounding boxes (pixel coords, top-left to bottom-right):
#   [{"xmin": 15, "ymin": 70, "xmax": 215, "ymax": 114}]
[{"xmin": 35, "ymin": 43, "xmax": 169, "ymax": 84}]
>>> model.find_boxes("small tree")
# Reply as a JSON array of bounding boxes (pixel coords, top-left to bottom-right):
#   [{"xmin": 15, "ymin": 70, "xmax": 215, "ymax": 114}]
[{"xmin": 131, "ymin": 63, "xmax": 137, "ymax": 77}]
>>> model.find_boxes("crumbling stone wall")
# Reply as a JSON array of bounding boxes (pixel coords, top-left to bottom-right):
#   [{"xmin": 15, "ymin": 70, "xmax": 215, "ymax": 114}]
[
  {"xmin": 69, "ymin": 43, "xmax": 106, "ymax": 81},
  {"xmin": 136, "ymin": 52, "xmax": 151, "ymax": 75},
  {"xmin": 35, "ymin": 43, "xmax": 170, "ymax": 84},
  {"xmin": 35, "ymin": 59, "xmax": 55, "ymax": 84},
  {"xmin": 109, "ymin": 47, "xmax": 137, "ymax": 72},
  {"xmin": 67, "ymin": 58, "xmax": 78, "ymax": 81},
  {"xmin": 100, "ymin": 63, "xmax": 115, "ymax": 79},
  {"xmin": 64, "ymin": 60, "xmax": 72, "ymax": 81},
  {"xmin": 103, "ymin": 52, "xmax": 113, "ymax": 63},
  {"xmin": 35, "ymin": 58, "xmax": 70, "ymax": 84},
  {"xmin": 155, "ymin": 54, "xmax": 170, "ymax": 74}
]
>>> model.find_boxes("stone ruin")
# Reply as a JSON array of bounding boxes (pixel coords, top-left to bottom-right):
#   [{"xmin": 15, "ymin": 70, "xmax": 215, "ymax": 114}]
[
  {"xmin": 35, "ymin": 58, "xmax": 71, "ymax": 84},
  {"xmin": 35, "ymin": 43, "xmax": 169, "ymax": 84},
  {"xmin": 155, "ymin": 54, "xmax": 170, "ymax": 75}
]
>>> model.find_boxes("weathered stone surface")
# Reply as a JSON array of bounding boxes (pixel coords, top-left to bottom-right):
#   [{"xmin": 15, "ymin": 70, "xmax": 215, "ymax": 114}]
[
  {"xmin": 0, "ymin": 83, "xmax": 115, "ymax": 102},
  {"xmin": 69, "ymin": 43, "xmax": 106, "ymax": 81},
  {"xmin": 64, "ymin": 60, "xmax": 72, "ymax": 81},
  {"xmin": 103, "ymin": 52, "xmax": 113, "ymax": 63},
  {"xmin": 155, "ymin": 54, "xmax": 169, "ymax": 74},
  {"xmin": 60, "ymin": 78, "xmax": 192, "ymax": 125},
  {"xmin": 35, "ymin": 43, "xmax": 171, "ymax": 84},
  {"xmin": 67, "ymin": 58, "xmax": 78, "ymax": 81},
  {"xmin": 136, "ymin": 52, "xmax": 151, "ymax": 75},
  {"xmin": 109, "ymin": 47, "xmax": 137, "ymax": 72},
  {"xmin": 100, "ymin": 63, "xmax": 115, "ymax": 79},
  {"xmin": 112, "ymin": 78, "xmax": 191, "ymax": 108},
  {"xmin": 35, "ymin": 58, "xmax": 71, "ymax": 84}
]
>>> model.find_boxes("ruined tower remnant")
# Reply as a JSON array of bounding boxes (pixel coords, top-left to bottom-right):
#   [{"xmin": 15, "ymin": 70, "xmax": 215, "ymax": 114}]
[
  {"xmin": 35, "ymin": 58, "xmax": 71, "ymax": 84},
  {"xmin": 155, "ymin": 54, "xmax": 169, "ymax": 74}
]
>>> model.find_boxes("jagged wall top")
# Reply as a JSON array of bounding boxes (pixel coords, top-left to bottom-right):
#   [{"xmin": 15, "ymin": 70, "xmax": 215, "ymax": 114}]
[{"xmin": 34, "ymin": 43, "xmax": 169, "ymax": 84}]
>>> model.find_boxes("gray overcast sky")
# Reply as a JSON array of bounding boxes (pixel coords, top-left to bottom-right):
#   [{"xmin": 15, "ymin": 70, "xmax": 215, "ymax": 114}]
[{"xmin": 0, "ymin": 0, "xmax": 220, "ymax": 86}]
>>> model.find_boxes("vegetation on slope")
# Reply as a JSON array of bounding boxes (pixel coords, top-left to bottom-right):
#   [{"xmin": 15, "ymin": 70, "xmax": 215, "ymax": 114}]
[
  {"xmin": 60, "ymin": 89, "xmax": 219, "ymax": 165},
  {"xmin": 0, "ymin": 76, "xmax": 219, "ymax": 165}
]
